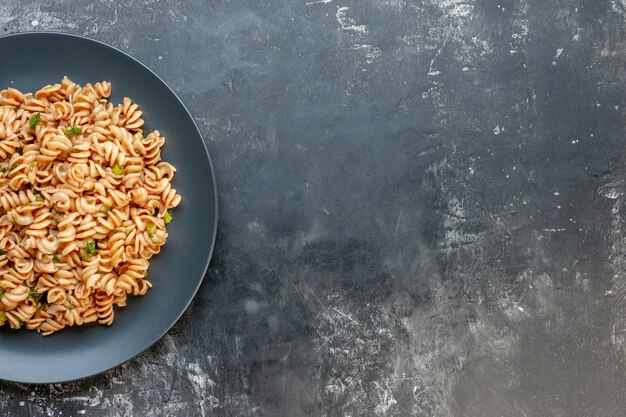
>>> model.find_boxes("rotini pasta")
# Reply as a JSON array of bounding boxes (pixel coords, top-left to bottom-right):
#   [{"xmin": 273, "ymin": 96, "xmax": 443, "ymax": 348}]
[{"xmin": 0, "ymin": 77, "xmax": 181, "ymax": 335}]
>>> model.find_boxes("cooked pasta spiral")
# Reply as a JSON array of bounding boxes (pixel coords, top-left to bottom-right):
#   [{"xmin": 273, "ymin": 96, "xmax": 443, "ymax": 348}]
[{"xmin": 0, "ymin": 78, "xmax": 181, "ymax": 335}]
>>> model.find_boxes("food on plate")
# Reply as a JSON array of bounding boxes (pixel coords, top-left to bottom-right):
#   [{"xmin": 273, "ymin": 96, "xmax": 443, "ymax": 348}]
[{"xmin": 0, "ymin": 78, "xmax": 180, "ymax": 335}]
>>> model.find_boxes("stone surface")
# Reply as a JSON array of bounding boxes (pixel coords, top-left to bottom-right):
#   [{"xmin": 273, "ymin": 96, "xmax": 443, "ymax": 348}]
[{"xmin": 2, "ymin": 0, "xmax": 626, "ymax": 416}]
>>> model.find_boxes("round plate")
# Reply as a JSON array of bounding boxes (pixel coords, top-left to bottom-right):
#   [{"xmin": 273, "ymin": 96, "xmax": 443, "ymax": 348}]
[{"xmin": 0, "ymin": 32, "xmax": 218, "ymax": 384}]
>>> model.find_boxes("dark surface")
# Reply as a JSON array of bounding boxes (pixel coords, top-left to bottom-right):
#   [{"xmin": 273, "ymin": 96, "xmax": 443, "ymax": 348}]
[
  {"xmin": 1, "ymin": 0, "xmax": 626, "ymax": 416},
  {"xmin": 0, "ymin": 32, "xmax": 217, "ymax": 384}
]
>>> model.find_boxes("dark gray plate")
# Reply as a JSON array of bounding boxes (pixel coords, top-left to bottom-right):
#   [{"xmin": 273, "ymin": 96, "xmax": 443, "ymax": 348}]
[{"xmin": 0, "ymin": 32, "xmax": 218, "ymax": 384}]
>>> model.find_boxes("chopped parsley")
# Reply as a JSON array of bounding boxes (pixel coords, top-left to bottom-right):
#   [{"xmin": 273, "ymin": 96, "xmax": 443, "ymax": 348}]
[
  {"xmin": 15, "ymin": 147, "xmax": 23, "ymax": 155},
  {"xmin": 64, "ymin": 125, "xmax": 82, "ymax": 137},
  {"xmin": 112, "ymin": 164, "xmax": 125, "ymax": 175},
  {"xmin": 52, "ymin": 252, "xmax": 62, "ymax": 263},
  {"xmin": 81, "ymin": 240, "xmax": 97, "ymax": 261},
  {"xmin": 29, "ymin": 112, "xmax": 40, "ymax": 130},
  {"xmin": 146, "ymin": 223, "xmax": 156, "ymax": 236},
  {"xmin": 164, "ymin": 210, "xmax": 173, "ymax": 224},
  {"xmin": 28, "ymin": 289, "xmax": 43, "ymax": 305},
  {"xmin": 35, "ymin": 195, "xmax": 44, "ymax": 203}
]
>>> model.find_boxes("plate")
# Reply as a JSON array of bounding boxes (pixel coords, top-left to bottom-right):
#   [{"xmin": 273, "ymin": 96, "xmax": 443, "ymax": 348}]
[{"xmin": 0, "ymin": 32, "xmax": 218, "ymax": 384}]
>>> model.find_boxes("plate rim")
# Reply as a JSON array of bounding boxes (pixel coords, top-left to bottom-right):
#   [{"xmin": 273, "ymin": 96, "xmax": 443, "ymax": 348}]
[{"xmin": 0, "ymin": 31, "xmax": 219, "ymax": 384}]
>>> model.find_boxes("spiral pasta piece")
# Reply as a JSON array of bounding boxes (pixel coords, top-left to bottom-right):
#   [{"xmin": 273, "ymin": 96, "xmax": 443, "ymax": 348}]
[{"xmin": 0, "ymin": 78, "xmax": 181, "ymax": 335}]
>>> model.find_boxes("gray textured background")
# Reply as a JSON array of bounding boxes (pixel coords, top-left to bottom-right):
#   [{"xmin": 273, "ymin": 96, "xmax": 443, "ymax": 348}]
[{"xmin": 2, "ymin": 0, "xmax": 626, "ymax": 416}]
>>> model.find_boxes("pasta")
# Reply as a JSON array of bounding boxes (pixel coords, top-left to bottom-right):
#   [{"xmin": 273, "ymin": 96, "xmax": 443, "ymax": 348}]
[{"xmin": 0, "ymin": 77, "xmax": 181, "ymax": 335}]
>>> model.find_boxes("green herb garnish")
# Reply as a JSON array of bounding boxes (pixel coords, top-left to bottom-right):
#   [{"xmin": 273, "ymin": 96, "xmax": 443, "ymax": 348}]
[
  {"xmin": 15, "ymin": 147, "xmax": 22, "ymax": 155},
  {"xmin": 146, "ymin": 223, "xmax": 156, "ymax": 236},
  {"xmin": 28, "ymin": 289, "xmax": 43, "ymax": 305},
  {"xmin": 112, "ymin": 229, "xmax": 128, "ymax": 235},
  {"xmin": 112, "ymin": 164, "xmax": 125, "ymax": 175},
  {"xmin": 35, "ymin": 195, "xmax": 44, "ymax": 203},
  {"xmin": 164, "ymin": 210, "xmax": 173, "ymax": 224},
  {"xmin": 0, "ymin": 311, "xmax": 6, "ymax": 322},
  {"xmin": 33, "ymin": 189, "xmax": 40, "ymax": 195},
  {"xmin": 29, "ymin": 112, "xmax": 40, "ymax": 130},
  {"xmin": 64, "ymin": 125, "xmax": 82, "ymax": 137},
  {"xmin": 52, "ymin": 252, "xmax": 61, "ymax": 263},
  {"xmin": 81, "ymin": 240, "xmax": 97, "ymax": 261}
]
